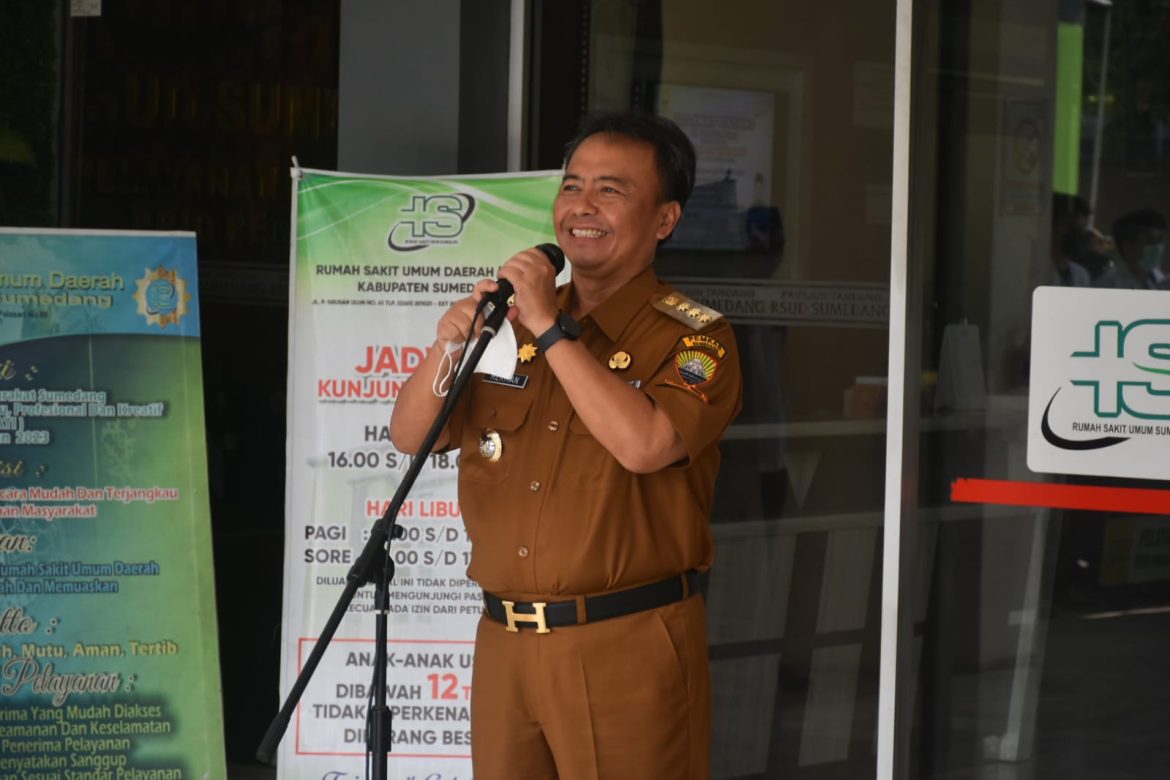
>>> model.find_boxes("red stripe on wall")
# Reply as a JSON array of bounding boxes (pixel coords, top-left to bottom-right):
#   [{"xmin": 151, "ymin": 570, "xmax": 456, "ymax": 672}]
[{"xmin": 951, "ymin": 478, "xmax": 1170, "ymax": 515}]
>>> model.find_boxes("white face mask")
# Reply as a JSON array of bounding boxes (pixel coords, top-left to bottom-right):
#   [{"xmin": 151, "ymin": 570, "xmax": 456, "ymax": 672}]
[{"xmin": 469, "ymin": 317, "xmax": 518, "ymax": 380}]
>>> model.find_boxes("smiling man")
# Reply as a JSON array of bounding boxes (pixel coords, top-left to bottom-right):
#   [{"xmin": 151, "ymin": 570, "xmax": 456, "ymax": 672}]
[{"xmin": 391, "ymin": 111, "xmax": 742, "ymax": 779}]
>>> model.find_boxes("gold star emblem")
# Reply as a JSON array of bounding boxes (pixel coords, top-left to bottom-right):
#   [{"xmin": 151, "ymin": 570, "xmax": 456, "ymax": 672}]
[
  {"xmin": 663, "ymin": 295, "xmax": 679, "ymax": 306},
  {"xmin": 698, "ymin": 314, "xmax": 712, "ymax": 324},
  {"xmin": 518, "ymin": 343, "xmax": 538, "ymax": 363}
]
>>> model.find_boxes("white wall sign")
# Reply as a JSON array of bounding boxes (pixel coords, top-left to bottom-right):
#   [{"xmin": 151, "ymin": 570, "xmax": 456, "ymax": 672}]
[{"xmin": 1028, "ymin": 286, "xmax": 1170, "ymax": 480}]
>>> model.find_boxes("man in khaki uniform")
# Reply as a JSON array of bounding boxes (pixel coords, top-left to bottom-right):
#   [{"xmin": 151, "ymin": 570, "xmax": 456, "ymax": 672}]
[{"xmin": 391, "ymin": 111, "xmax": 742, "ymax": 779}]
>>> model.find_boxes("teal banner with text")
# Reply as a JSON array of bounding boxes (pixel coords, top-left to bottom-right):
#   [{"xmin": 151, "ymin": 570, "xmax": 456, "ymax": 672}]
[{"xmin": 0, "ymin": 228, "xmax": 226, "ymax": 779}]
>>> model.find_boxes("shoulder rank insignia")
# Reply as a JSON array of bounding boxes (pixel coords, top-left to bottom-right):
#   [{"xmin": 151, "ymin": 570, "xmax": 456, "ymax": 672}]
[{"xmin": 653, "ymin": 292, "xmax": 723, "ymax": 330}]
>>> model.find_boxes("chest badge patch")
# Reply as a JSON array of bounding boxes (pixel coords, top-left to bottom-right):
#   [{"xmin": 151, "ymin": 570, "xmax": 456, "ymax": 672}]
[
  {"xmin": 608, "ymin": 351, "xmax": 632, "ymax": 370},
  {"xmin": 518, "ymin": 343, "xmax": 538, "ymax": 363},
  {"xmin": 663, "ymin": 349, "xmax": 719, "ymax": 403},
  {"xmin": 479, "ymin": 429, "xmax": 503, "ymax": 462}
]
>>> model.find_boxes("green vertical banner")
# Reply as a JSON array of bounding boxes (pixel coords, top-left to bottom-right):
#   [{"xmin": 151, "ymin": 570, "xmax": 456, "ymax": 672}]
[
  {"xmin": 281, "ymin": 169, "xmax": 559, "ymax": 779},
  {"xmin": 0, "ymin": 229, "xmax": 226, "ymax": 778},
  {"xmin": 1053, "ymin": 21, "xmax": 1085, "ymax": 194}
]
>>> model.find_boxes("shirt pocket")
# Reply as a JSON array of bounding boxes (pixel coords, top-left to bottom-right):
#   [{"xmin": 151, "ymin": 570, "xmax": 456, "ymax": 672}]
[
  {"xmin": 459, "ymin": 392, "xmax": 532, "ymax": 485},
  {"xmin": 564, "ymin": 412, "xmax": 608, "ymax": 489}
]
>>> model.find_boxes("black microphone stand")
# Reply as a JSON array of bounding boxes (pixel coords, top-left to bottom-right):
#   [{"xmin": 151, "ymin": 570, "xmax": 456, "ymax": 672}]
[{"xmin": 257, "ymin": 300, "xmax": 511, "ymax": 778}]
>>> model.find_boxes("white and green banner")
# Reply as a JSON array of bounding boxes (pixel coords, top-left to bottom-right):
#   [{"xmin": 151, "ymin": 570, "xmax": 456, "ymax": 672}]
[
  {"xmin": 0, "ymin": 228, "xmax": 226, "ymax": 778},
  {"xmin": 280, "ymin": 169, "xmax": 560, "ymax": 778}
]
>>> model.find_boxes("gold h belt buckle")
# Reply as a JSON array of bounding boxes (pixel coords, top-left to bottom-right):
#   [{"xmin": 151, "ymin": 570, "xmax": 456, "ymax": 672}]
[{"xmin": 501, "ymin": 600, "xmax": 550, "ymax": 633}]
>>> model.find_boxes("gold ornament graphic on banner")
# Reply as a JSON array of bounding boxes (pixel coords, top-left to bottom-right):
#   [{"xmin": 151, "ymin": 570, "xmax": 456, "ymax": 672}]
[{"xmin": 134, "ymin": 266, "xmax": 191, "ymax": 328}]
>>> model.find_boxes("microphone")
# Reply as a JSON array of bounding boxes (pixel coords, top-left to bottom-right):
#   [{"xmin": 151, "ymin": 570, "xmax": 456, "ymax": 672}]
[{"xmin": 487, "ymin": 243, "xmax": 566, "ymax": 308}]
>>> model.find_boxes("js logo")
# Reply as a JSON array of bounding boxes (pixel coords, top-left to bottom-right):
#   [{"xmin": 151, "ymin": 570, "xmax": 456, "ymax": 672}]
[
  {"xmin": 1042, "ymin": 318, "xmax": 1170, "ymax": 450},
  {"xmin": 387, "ymin": 193, "xmax": 476, "ymax": 251},
  {"xmin": 1070, "ymin": 319, "xmax": 1170, "ymax": 419}
]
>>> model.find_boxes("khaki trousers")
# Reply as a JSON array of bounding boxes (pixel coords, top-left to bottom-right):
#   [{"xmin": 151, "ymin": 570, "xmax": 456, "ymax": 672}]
[{"xmin": 470, "ymin": 594, "xmax": 711, "ymax": 780}]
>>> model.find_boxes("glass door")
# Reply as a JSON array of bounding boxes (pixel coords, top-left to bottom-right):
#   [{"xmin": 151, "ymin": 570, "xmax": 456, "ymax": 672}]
[
  {"xmin": 904, "ymin": 1, "xmax": 1170, "ymax": 777},
  {"xmin": 532, "ymin": 2, "xmax": 897, "ymax": 776}
]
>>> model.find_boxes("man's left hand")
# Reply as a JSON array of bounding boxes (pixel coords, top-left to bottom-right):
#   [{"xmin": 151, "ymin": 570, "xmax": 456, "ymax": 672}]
[{"xmin": 498, "ymin": 246, "xmax": 560, "ymax": 335}]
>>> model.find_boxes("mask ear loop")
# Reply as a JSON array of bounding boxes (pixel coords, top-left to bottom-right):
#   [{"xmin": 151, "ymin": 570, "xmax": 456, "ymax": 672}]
[
  {"xmin": 432, "ymin": 302, "xmax": 490, "ymax": 398},
  {"xmin": 432, "ymin": 338, "xmax": 466, "ymax": 397}
]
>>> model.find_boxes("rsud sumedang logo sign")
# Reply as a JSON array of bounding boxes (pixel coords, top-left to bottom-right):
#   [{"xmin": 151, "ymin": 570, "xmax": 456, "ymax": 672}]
[
  {"xmin": 1028, "ymin": 288, "xmax": 1170, "ymax": 480},
  {"xmin": 387, "ymin": 193, "xmax": 476, "ymax": 252}
]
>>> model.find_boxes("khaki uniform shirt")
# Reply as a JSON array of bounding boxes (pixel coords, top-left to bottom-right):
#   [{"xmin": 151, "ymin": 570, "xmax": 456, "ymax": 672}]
[{"xmin": 447, "ymin": 265, "xmax": 742, "ymax": 599}]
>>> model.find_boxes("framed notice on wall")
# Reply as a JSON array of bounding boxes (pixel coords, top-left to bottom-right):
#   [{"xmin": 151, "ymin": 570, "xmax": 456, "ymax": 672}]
[{"xmin": 658, "ymin": 83, "xmax": 775, "ymax": 251}]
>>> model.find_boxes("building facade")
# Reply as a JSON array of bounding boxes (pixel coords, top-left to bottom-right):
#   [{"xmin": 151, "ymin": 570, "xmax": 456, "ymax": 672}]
[{"xmin": 2, "ymin": 1, "xmax": 1168, "ymax": 777}]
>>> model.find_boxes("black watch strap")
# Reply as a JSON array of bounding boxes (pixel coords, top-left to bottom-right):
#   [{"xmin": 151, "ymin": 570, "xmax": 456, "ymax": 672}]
[{"xmin": 536, "ymin": 313, "xmax": 578, "ymax": 352}]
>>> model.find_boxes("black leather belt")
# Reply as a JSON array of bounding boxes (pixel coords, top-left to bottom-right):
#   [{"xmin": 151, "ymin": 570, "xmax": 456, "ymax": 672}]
[{"xmin": 483, "ymin": 570, "xmax": 699, "ymax": 633}]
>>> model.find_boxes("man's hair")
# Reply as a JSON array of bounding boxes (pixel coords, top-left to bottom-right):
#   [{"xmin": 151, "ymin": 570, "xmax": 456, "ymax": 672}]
[
  {"xmin": 1112, "ymin": 208, "xmax": 1167, "ymax": 251},
  {"xmin": 562, "ymin": 111, "xmax": 697, "ymax": 209},
  {"xmin": 1051, "ymin": 193, "xmax": 1091, "ymax": 228}
]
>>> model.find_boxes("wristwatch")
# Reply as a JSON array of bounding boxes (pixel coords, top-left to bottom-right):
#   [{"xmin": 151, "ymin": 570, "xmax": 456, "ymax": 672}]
[{"xmin": 535, "ymin": 312, "xmax": 581, "ymax": 352}]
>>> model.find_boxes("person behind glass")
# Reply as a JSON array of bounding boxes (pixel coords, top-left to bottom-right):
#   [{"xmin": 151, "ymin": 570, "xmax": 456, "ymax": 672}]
[
  {"xmin": 1049, "ymin": 193, "xmax": 1092, "ymax": 286},
  {"xmin": 1095, "ymin": 208, "xmax": 1170, "ymax": 290},
  {"xmin": 390, "ymin": 110, "xmax": 742, "ymax": 779}
]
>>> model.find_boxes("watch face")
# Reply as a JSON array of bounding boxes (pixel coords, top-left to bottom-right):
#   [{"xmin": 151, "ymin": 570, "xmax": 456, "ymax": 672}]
[{"xmin": 560, "ymin": 313, "xmax": 581, "ymax": 339}]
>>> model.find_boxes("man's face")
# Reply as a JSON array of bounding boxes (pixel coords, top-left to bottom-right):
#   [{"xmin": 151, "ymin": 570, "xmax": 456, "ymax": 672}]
[
  {"xmin": 553, "ymin": 133, "xmax": 681, "ymax": 277},
  {"xmin": 1122, "ymin": 228, "xmax": 1166, "ymax": 272},
  {"xmin": 1142, "ymin": 229, "xmax": 1166, "ymax": 272}
]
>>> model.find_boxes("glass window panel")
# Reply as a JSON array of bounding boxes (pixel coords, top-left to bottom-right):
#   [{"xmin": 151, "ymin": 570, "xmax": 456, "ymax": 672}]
[{"xmin": 908, "ymin": 1, "xmax": 1170, "ymax": 778}]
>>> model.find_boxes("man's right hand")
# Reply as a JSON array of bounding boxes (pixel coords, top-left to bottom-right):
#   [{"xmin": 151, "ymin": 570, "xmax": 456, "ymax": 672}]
[
  {"xmin": 391, "ymin": 277, "xmax": 500, "ymax": 454},
  {"xmin": 435, "ymin": 277, "xmax": 503, "ymax": 350}
]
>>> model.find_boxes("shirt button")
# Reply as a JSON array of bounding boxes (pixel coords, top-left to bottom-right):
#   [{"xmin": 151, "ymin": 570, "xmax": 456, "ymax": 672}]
[
  {"xmin": 529, "ymin": 481, "xmax": 541, "ymax": 492},
  {"xmin": 518, "ymin": 546, "xmax": 529, "ymax": 558},
  {"xmin": 547, "ymin": 420, "xmax": 559, "ymax": 432}
]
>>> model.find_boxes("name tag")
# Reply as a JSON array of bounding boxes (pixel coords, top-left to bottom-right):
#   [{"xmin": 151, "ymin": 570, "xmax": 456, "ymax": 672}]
[{"xmin": 484, "ymin": 374, "xmax": 529, "ymax": 389}]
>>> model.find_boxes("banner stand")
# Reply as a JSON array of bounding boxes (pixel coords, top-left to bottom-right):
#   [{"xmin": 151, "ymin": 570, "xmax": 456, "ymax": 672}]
[
  {"xmin": 279, "ymin": 167, "xmax": 560, "ymax": 777},
  {"xmin": 259, "ymin": 297, "xmax": 511, "ymax": 772},
  {"xmin": 0, "ymin": 228, "xmax": 226, "ymax": 778}
]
